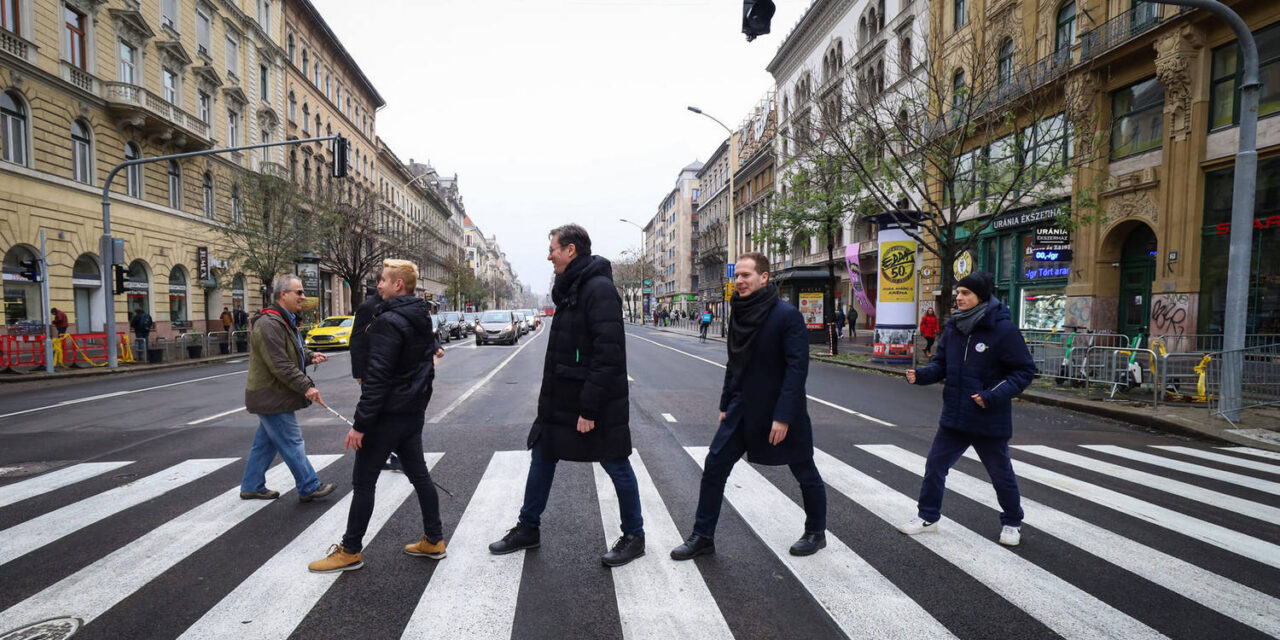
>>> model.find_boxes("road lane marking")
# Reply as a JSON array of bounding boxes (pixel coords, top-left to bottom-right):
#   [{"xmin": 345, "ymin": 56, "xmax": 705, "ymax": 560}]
[
  {"xmin": 0, "ymin": 455, "xmax": 341, "ymax": 632},
  {"xmin": 861, "ymin": 444, "xmax": 1280, "ymax": 638},
  {"xmin": 429, "ymin": 329, "xmax": 546, "ymax": 424},
  {"xmin": 628, "ymin": 375, "xmax": 635, "ymax": 382},
  {"xmin": 593, "ymin": 452, "xmax": 733, "ymax": 640},
  {"xmin": 1153, "ymin": 446, "xmax": 1280, "ymax": 475},
  {"xmin": 1082, "ymin": 445, "xmax": 1280, "ymax": 492},
  {"xmin": 662, "ymin": 413, "xmax": 677, "ymax": 423},
  {"xmin": 0, "ymin": 458, "xmax": 237, "ymax": 568},
  {"xmin": 966, "ymin": 449, "xmax": 1280, "ymax": 569},
  {"xmin": 630, "ymin": 332, "xmax": 895, "ymax": 427},
  {"xmin": 180, "ymin": 454, "xmax": 440, "ymax": 640},
  {"xmin": 0, "ymin": 370, "xmax": 248, "ymax": 420},
  {"xmin": 0, "ymin": 461, "xmax": 134, "ymax": 509},
  {"xmin": 812, "ymin": 448, "xmax": 1168, "ymax": 640},
  {"xmin": 1014, "ymin": 446, "xmax": 1280, "ymax": 525},
  {"xmin": 1219, "ymin": 446, "xmax": 1280, "ymax": 462},
  {"xmin": 185, "ymin": 407, "xmax": 246, "ymax": 425},
  {"xmin": 684, "ymin": 446, "xmax": 955, "ymax": 640},
  {"xmin": 401, "ymin": 451, "xmax": 530, "ymax": 639}
]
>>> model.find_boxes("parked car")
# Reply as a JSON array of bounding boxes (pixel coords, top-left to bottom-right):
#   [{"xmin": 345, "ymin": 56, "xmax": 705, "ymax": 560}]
[
  {"xmin": 440, "ymin": 311, "xmax": 468, "ymax": 338},
  {"xmin": 517, "ymin": 309, "xmax": 536, "ymax": 332},
  {"xmin": 475, "ymin": 310, "xmax": 521, "ymax": 346},
  {"xmin": 305, "ymin": 315, "xmax": 354, "ymax": 350},
  {"xmin": 431, "ymin": 314, "xmax": 450, "ymax": 344}
]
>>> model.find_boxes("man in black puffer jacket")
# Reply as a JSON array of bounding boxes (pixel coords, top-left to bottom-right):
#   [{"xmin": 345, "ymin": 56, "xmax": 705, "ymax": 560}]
[
  {"xmin": 309, "ymin": 259, "xmax": 448, "ymax": 573},
  {"xmin": 488, "ymin": 224, "xmax": 645, "ymax": 568}
]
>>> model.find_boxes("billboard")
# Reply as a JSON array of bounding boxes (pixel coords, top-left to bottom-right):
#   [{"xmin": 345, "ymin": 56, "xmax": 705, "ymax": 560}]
[
  {"xmin": 878, "ymin": 241, "xmax": 916, "ymax": 303},
  {"xmin": 798, "ymin": 292, "xmax": 825, "ymax": 329}
]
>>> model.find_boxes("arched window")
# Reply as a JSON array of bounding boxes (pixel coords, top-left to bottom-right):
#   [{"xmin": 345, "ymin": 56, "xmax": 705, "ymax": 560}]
[
  {"xmin": 998, "ymin": 38, "xmax": 1014, "ymax": 85},
  {"xmin": 287, "ymin": 91, "xmax": 296, "ymax": 122},
  {"xmin": 301, "ymin": 48, "xmax": 308, "ymax": 72},
  {"xmin": 168, "ymin": 159, "xmax": 182, "ymax": 209},
  {"xmin": 124, "ymin": 142, "xmax": 142, "ymax": 197},
  {"xmin": 859, "ymin": 16, "xmax": 867, "ymax": 45},
  {"xmin": 202, "ymin": 172, "xmax": 214, "ymax": 219},
  {"xmin": 1056, "ymin": 1, "xmax": 1076, "ymax": 54},
  {"xmin": 301, "ymin": 103, "xmax": 310, "ymax": 133},
  {"xmin": 2, "ymin": 90, "xmax": 29, "ymax": 166},
  {"xmin": 954, "ymin": 0, "xmax": 966, "ymax": 29},
  {"xmin": 3, "ymin": 245, "xmax": 43, "ymax": 324},
  {"xmin": 126, "ymin": 259, "xmax": 151, "ymax": 322},
  {"xmin": 287, "ymin": 33, "xmax": 295, "ymax": 63},
  {"xmin": 231, "ymin": 183, "xmax": 242, "ymax": 223},
  {"xmin": 168, "ymin": 265, "xmax": 188, "ymax": 325},
  {"xmin": 313, "ymin": 61, "xmax": 320, "ymax": 86},
  {"xmin": 314, "ymin": 114, "xmax": 320, "ymax": 136},
  {"xmin": 303, "ymin": 158, "xmax": 310, "ymax": 190},
  {"xmin": 952, "ymin": 69, "xmax": 966, "ymax": 112},
  {"xmin": 869, "ymin": 8, "xmax": 877, "ymax": 35},
  {"xmin": 71, "ymin": 119, "xmax": 93, "ymax": 184}
]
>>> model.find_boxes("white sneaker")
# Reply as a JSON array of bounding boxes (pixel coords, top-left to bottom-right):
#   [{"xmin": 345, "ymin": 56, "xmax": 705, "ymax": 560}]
[
  {"xmin": 999, "ymin": 525, "xmax": 1021, "ymax": 546},
  {"xmin": 896, "ymin": 516, "xmax": 937, "ymax": 535}
]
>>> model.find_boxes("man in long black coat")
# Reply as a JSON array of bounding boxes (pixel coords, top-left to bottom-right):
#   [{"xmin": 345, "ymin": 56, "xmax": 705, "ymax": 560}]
[
  {"xmin": 672, "ymin": 251, "xmax": 828, "ymax": 560},
  {"xmin": 488, "ymin": 224, "xmax": 645, "ymax": 568}
]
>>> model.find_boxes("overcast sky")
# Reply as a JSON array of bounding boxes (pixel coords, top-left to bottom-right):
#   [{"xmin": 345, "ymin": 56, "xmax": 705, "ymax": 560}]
[{"xmin": 310, "ymin": 0, "xmax": 808, "ymax": 297}]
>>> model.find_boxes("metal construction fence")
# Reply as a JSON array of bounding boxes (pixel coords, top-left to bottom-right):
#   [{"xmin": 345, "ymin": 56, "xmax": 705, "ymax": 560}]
[
  {"xmin": 1152, "ymin": 334, "xmax": 1280, "ymax": 354},
  {"xmin": 1206, "ymin": 345, "xmax": 1280, "ymax": 423}
]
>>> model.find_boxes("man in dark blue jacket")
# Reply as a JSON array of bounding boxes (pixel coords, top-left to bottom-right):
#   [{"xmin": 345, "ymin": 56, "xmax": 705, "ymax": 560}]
[
  {"xmin": 672, "ymin": 252, "xmax": 827, "ymax": 560},
  {"xmin": 309, "ymin": 259, "xmax": 447, "ymax": 573},
  {"xmin": 900, "ymin": 271, "xmax": 1036, "ymax": 546}
]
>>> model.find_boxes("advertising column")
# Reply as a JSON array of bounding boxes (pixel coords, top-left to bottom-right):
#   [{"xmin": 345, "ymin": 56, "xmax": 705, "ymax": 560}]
[{"xmin": 873, "ymin": 224, "xmax": 918, "ymax": 363}]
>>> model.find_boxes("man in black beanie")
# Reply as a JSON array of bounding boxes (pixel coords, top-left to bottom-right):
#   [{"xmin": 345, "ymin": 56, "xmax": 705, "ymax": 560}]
[{"xmin": 900, "ymin": 271, "xmax": 1036, "ymax": 546}]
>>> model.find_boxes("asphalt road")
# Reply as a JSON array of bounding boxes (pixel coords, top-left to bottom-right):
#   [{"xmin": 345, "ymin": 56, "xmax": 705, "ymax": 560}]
[{"xmin": 0, "ymin": 321, "xmax": 1277, "ymax": 640}]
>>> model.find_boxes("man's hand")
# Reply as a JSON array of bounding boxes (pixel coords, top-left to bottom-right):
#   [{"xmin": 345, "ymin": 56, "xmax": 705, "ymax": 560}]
[
  {"xmin": 719, "ymin": 411, "xmax": 726, "ymax": 423},
  {"xmin": 344, "ymin": 428, "xmax": 364, "ymax": 450},
  {"xmin": 305, "ymin": 386, "xmax": 325, "ymax": 407},
  {"xmin": 769, "ymin": 421, "xmax": 789, "ymax": 446},
  {"xmin": 435, "ymin": 347, "xmax": 445, "ymax": 358},
  {"xmin": 309, "ymin": 352, "xmax": 328, "ymax": 364},
  {"xmin": 905, "ymin": 369, "xmax": 917, "ymax": 384},
  {"xmin": 577, "ymin": 416, "xmax": 596, "ymax": 433},
  {"xmin": 355, "ymin": 378, "xmax": 362, "ymax": 386},
  {"xmin": 971, "ymin": 393, "xmax": 986, "ymax": 408}
]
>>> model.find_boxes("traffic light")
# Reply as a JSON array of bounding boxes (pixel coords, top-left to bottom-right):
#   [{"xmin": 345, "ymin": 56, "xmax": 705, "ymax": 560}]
[
  {"xmin": 743, "ymin": 0, "xmax": 776, "ymax": 41},
  {"xmin": 113, "ymin": 264, "xmax": 128, "ymax": 295},
  {"xmin": 332, "ymin": 135, "xmax": 349, "ymax": 178},
  {"xmin": 17, "ymin": 258, "xmax": 39, "ymax": 282}
]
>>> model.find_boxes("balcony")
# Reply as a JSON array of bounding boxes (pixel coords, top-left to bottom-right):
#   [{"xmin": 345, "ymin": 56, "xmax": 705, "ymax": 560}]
[
  {"xmin": 1080, "ymin": 3, "xmax": 1192, "ymax": 63},
  {"xmin": 258, "ymin": 161, "xmax": 290, "ymax": 180},
  {"xmin": 103, "ymin": 82, "xmax": 213, "ymax": 149},
  {"xmin": 0, "ymin": 29, "xmax": 37, "ymax": 65},
  {"xmin": 60, "ymin": 61, "xmax": 99, "ymax": 95}
]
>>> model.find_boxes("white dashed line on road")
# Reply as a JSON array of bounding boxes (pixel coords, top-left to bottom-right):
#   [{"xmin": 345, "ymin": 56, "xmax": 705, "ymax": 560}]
[
  {"xmin": 185, "ymin": 407, "xmax": 246, "ymax": 425},
  {"xmin": 662, "ymin": 413, "xmax": 677, "ymax": 423}
]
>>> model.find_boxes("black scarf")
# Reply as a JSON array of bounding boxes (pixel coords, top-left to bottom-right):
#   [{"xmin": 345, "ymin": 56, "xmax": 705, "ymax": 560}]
[
  {"xmin": 552, "ymin": 255, "xmax": 590, "ymax": 307},
  {"xmin": 951, "ymin": 301, "xmax": 989, "ymax": 335},
  {"xmin": 727, "ymin": 282, "xmax": 779, "ymax": 380}
]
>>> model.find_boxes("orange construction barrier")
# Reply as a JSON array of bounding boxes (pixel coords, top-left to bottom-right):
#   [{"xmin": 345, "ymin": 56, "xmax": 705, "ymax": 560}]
[
  {"xmin": 1, "ymin": 334, "xmax": 46, "ymax": 369},
  {"xmin": 59, "ymin": 332, "xmax": 130, "ymax": 368}
]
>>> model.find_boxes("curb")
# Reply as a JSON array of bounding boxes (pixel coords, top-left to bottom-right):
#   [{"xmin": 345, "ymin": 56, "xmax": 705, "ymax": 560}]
[{"xmin": 0, "ymin": 352, "xmax": 246, "ymax": 383}]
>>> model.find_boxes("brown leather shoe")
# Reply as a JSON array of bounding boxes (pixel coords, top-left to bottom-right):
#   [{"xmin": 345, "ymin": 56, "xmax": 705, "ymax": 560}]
[
  {"xmin": 299, "ymin": 482, "xmax": 336, "ymax": 503},
  {"xmin": 239, "ymin": 489, "xmax": 280, "ymax": 500},
  {"xmin": 308, "ymin": 544, "xmax": 362, "ymax": 573},
  {"xmin": 404, "ymin": 535, "xmax": 447, "ymax": 560}
]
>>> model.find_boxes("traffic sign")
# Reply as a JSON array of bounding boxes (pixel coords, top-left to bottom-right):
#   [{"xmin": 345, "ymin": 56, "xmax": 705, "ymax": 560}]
[
  {"xmin": 725, "ymin": 263, "xmax": 736, "ymax": 279},
  {"xmin": 724, "ymin": 282, "xmax": 733, "ymax": 301},
  {"xmin": 643, "ymin": 279, "xmax": 652, "ymax": 286}
]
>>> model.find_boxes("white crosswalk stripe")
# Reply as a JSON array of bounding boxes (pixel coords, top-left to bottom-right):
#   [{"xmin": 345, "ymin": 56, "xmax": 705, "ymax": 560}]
[
  {"xmin": 0, "ymin": 455, "xmax": 341, "ymax": 633},
  {"xmin": 593, "ymin": 452, "xmax": 733, "ymax": 640},
  {"xmin": 685, "ymin": 446, "xmax": 958, "ymax": 640},
  {"xmin": 1220, "ymin": 446, "xmax": 1280, "ymax": 462},
  {"xmin": 0, "ymin": 458, "xmax": 237, "ymax": 568},
  {"xmin": 1081, "ymin": 445, "xmax": 1280, "ymax": 493},
  {"xmin": 0, "ymin": 461, "xmax": 133, "ymax": 508},
  {"xmin": 180, "ymin": 454, "xmax": 442, "ymax": 640},
  {"xmin": 1157, "ymin": 445, "xmax": 1280, "ymax": 475}
]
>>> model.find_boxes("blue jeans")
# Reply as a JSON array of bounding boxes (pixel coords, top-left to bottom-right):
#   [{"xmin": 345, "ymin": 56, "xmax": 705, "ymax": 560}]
[
  {"xmin": 518, "ymin": 440, "xmax": 643, "ymax": 536},
  {"xmin": 694, "ymin": 425, "xmax": 827, "ymax": 538},
  {"xmin": 241, "ymin": 412, "xmax": 321, "ymax": 495},
  {"xmin": 917, "ymin": 427, "xmax": 1023, "ymax": 527}
]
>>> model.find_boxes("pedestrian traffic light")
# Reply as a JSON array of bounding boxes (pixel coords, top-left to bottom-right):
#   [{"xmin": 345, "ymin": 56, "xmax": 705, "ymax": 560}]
[
  {"xmin": 742, "ymin": 0, "xmax": 776, "ymax": 41},
  {"xmin": 332, "ymin": 135, "xmax": 349, "ymax": 179},
  {"xmin": 17, "ymin": 258, "xmax": 39, "ymax": 282},
  {"xmin": 113, "ymin": 264, "xmax": 128, "ymax": 295}
]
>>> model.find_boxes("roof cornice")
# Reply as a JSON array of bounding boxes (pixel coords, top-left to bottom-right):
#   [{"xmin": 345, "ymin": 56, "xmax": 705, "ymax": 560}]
[{"xmin": 766, "ymin": 0, "xmax": 859, "ymax": 81}]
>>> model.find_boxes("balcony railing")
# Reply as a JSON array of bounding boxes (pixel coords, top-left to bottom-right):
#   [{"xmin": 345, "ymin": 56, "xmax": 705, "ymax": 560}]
[
  {"xmin": 103, "ymin": 82, "xmax": 212, "ymax": 141},
  {"xmin": 1080, "ymin": 3, "xmax": 1192, "ymax": 62},
  {"xmin": 0, "ymin": 29, "xmax": 36, "ymax": 64}
]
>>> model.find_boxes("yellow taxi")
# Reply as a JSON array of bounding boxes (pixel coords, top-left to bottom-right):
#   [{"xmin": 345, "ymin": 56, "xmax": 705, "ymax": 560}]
[{"xmin": 305, "ymin": 315, "xmax": 355, "ymax": 349}]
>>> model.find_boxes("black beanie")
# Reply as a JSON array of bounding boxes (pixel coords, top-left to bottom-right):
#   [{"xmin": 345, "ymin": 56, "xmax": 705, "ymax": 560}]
[{"xmin": 956, "ymin": 271, "xmax": 994, "ymax": 302}]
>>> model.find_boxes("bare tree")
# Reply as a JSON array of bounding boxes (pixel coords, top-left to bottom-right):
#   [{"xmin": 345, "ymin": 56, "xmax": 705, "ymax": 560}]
[
  {"xmin": 611, "ymin": 247, "xmax": 646, "ymax": 321},
  {"xmin": 219, "ymin": 172, "xmax": 319, "ymax": 307},
  {"xmin": 443, "ymin": 254, "xmax": 489, "ymax": 311},
  {"xmin": 312, "ymin": 184, "xmax": 408, "ymax": 308}
]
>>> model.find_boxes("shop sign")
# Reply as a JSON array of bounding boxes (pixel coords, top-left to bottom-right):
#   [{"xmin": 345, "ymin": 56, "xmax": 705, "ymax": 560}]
[
  {"xmin": 1024, "ymin": 266, "xmax": 1070, "ymax": 280},
  {"xmin": 196, "ymin": 247, "xmax": 209, "ymax": 280},
  {"xmin": 879, "ymin": 241, "xmax": 916, "ymax": 303},
  {"xmin": 798, "ymin": 292, "xmax": 825, "ymax": 329},
  {"xmin": 124, "ymin": 280, "xmax": 149, "ymax": 291},
  {"xmin": 1034, "ymin": 227, "xmax": 1070, "ymax": 245},
  {"xmin": 297, "ymin": 263, "xmax": 320, "ymax": 298},
  {"xmin": 953, "ymin": 250, "xmax": 974, "ymax": 279},
  {"xmin": 1214, "ymin": 215, "xmax": 1280, "ymax": 234},
  {"xmin": 1033, "ymin": 249, "xmax": 1073, "ymax": 262},
  {"xmin": 993, "ymin": 205, "xmax": 1066, "ymax": 232}
]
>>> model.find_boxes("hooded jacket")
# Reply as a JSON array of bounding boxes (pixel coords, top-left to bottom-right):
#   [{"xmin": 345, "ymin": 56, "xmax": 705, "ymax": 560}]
[
  {"xmin": 530, "ymin": 254, "xmax": 631, "ymax": 462},
  {"xmin": 912, "ymin": 299, "xmax": 1036, "ymax": 438},
  {"xmin": 352, "ymin": 295, "xmax": 439, "ymax": 431},
  {"xmin": 349, "ymin": 292, "xmax": 381, "ymax": 380},
  {"xmin": 244, "ymin": 303, "xmax": 315, "ymax": 415}
]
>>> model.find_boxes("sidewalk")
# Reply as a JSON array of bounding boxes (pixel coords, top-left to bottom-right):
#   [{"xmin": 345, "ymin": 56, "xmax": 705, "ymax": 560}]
[
  {"xmin": 0, "ymin": 351, "xmax": 246, "ymax": 384},
  {"xmin": 633, "ymin": 321, "xmax": 1280, "ymax": 452}
]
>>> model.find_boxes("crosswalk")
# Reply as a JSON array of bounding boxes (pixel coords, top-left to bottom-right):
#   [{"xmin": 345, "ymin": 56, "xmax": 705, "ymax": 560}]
[{"xmin": 0, "ymin": 443, "xmax": 1277, "ymax": 639}]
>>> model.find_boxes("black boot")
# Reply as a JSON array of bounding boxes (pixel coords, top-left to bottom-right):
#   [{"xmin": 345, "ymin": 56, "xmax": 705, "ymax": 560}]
[
  {"xmin": 601, "ymin": 533, "xmax": 645, "ymax": 567},
  {"xmin": 670, "ymin": 533, "xmax": 715, "ymax": 561},
  {"xmin": 789, "ymin": 531, "xmax": 827, "ymax": 556},
  {"xmin": 489, "ymin": 523, "xmax": 540, "ymax": 555}
]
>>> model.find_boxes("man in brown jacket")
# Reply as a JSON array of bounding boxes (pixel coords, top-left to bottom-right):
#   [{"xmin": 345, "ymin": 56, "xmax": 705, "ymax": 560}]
[{"xmin": 239, "ymin": 274, "xmax": 336, "ymax": 502}]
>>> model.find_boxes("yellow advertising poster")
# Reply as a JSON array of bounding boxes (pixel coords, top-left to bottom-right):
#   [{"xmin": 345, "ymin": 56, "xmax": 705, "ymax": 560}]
[
  {"xmin": 879, "ymin": 241, "xmax": 917, "ymax": 303},
  {"xmin": 798, "ymin": 292, "xmax": 825, "ymax": 329}
]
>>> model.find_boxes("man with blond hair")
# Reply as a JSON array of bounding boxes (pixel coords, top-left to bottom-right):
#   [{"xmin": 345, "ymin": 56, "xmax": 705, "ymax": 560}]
[{"xmin": 310, "ymin": 259, "xmax": 448, "ymax": 573}]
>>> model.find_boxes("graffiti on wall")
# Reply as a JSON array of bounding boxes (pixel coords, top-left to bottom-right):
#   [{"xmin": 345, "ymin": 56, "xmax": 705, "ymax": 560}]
[
  {"xmin": 1064, "ymin": 297, "xmax": 1093, "ymax": 328},
  {"xmin": 1151, "ymin": 293, "xmax": 1197, "ymax": 341}
]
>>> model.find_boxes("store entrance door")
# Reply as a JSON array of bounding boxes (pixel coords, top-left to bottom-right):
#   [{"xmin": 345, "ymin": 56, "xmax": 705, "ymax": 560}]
[{"xmin": 1117, "ymin": 224, "xmax": 1156, "ymax": 342}]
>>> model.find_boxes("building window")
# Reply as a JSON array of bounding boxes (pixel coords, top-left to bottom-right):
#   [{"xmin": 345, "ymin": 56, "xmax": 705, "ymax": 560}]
[
  {"xmin": 202, "ymin": 172, "xmax": 214, "ymax": 219},
  {"xmin": 168, "ymin": 160, "xmax": 182, "ymax": 209},
  {"xmin": 64, "ymin": 6, "xmax": 86, "ymax": 69},
  {"xmin": 1111, "ymin": 77, "xmax": 1164, "ymax": 158},
  {"xmin": 313, "ymin": 61, "xmax": 320, "ymax": 86},
  {"xmin": 335, "ymin": 85, "xmax": 342, "ymax": 109},
  {"xmin": 228, "ymin": 109, "xmax": 240, "ymax": 146},
  {"xmin": 1055, "ymin": 2, "xmax": 1076, "ymax": 55},
  {"xmin": 287, "ymin": 33, "xmax": 295, "ymax": 64},
  {"xmin": 197, "ymin": 90, "xmax": 210, "ymax": 123},
  {"xmin": 71, "ymin": 119, "xmax": 93, "ymax": 183},
  {"xmin": 899, "ymin": 36, "xmax": 912, "ymax": 75},
  {"xmin": 1210, "ymin": 21, "xmax": 1280, "ymax": 129},
  {"xmin": 225, "ymin": 33, "xmax": 239, "ymax": 76},
  {"xmin": 324, "ymin": 74, "xmax": 330, "ymax": 100},
  {"xmin": 163, "ymin": 68, "xmax": 178, "ymax": 103},
  {"xmin": 301, "ymin": 48, "xmax": 308, "ymax": 73},
  {"xmin": 997, "ymin": 39, "xmax": 1013, "ymax": 85},
  {"xmin": 1033, "ymin": 112, "xmax": 1070, "ymax": 170},
  {"xmin": 196, "ymin": 9, "xmax": 210, "ymax": 56},
  {"xmin": 951, "ymin": 69, "xmax": 966, "ymax": 113},
  {"xmin": 302, "ymin": 104, "xmax": 310, "ymax": 133},
  {"xmin": 119, "ymin": 41, "xmax": 136, "ymax": 84},
  {"xmin": 953, "ymin": 0, "xmax": 966, "ymax": 30},
  {"xmin": 124, "ymin": 142, "xmax": 141, "ymax": 197},
  {"xmin": 287, "ymin": 92, "xmax": 296, "ymax": 122},
  {"xmin": 161, "ymin": 0, "xmax": 177, "ymax": 30},
  {"xmin": 259, "ymin": 64, "xmax": 269, "ymax": 101},
  {"xmin": 231, "ymin": 184, "xmax": 242, "ymax": 223},
  {"xmin": 2, "ymin": 0, "xmax": 20, "ymax": 35},
  {"xmin": 257, "ymin": 0, "xmax": 270, "ymax": 30},
  {"xmin": 1, "ymin": 90, "xmax": 26, "ymax": 166}
]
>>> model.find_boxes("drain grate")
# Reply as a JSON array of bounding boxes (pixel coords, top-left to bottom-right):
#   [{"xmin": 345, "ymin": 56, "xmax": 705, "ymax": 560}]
[{"xmin": 0, "ymin": 617, "xmax": 83, "ymax": 640}]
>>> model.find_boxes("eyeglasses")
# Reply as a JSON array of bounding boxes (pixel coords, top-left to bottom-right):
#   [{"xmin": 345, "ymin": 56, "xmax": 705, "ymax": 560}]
[{"xmin": 292, "ymin": 290, "xmax": 306, "ymax": 296}]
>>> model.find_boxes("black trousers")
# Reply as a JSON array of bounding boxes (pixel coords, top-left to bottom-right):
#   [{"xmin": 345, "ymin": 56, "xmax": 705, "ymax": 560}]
[
  {"xmin": 342, "ymin": 412, "xmax": 442, "ymax": 553},
  {"xmin": 693, "ymin": 426, "xmax": 827, "ymax": 538}
]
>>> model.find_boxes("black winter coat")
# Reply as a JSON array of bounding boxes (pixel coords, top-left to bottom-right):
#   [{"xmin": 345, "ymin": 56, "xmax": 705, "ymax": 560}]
[
  {"xmin": 349, "ymin": 292, "xmax": 380, "ymax": 380},
  {"xmin": 913, "ymin": 299, "xmax": 1036, "ymax": 438},
  {"xmin": 530, "ymin": 255, "xmax": 631, "ymax": 462},
  {"xmin": 713, "ymin": 299, "xmax": 813, "ymax": 465},
  {"xmin": 352, "ymin": 295, "xmax": 439, "ymax": 431}
]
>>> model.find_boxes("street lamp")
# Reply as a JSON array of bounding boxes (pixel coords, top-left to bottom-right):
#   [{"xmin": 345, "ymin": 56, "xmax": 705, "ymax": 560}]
[
  {"xmin": 688, "ymin": 105, "xmax": 736, "ymax": 337},
  {"xmin": 620, "ymin": 218, "xmax": 647, "ymax": 324}
]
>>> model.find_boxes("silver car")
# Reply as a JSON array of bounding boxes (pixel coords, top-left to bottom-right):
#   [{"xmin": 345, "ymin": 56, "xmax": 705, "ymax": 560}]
[{"xmin": 474, "ymin": 310, "xmax": 521, "ymax": 346}]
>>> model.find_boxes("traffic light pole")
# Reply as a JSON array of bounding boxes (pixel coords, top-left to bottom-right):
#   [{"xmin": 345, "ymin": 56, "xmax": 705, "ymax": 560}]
[
  {"xmin": 40, "ymin": 230, "xmax": 53, "ymax": 374},
  {"xmin": 99, "ymin": 135, "xmax": 346, "ymax": 369}
]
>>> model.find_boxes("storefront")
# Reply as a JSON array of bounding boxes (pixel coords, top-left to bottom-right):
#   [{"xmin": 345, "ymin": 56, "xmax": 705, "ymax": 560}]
[
  {"xmin": 125, "ymin": 260, "xmax": 151, "ymax": 326},
  {"xmin": 2, "ymin": 245, "xmax": 42, "ymax": 331},
  {"xmin": 1199, "ymin": 155, "xmax": 1280, "ymax": 334},
  {"xmin": 980, "ymin": 202, "xmax": 1073, "ymax": 330},
  {"xmin": 168, "ymin": 266, "xmax": 189, "ymax": 329}
]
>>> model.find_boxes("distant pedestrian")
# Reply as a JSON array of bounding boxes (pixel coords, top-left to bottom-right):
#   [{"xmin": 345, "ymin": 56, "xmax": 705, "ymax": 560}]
[
  {"xmin": 847, "ymin": 306, "xmax": 858, "ymax": 341},
  {"xmin": 220, "ymin": 307, "xmax": 233, "ymax": 332},
  {"xmin": 129, "ymin": 306, "xmax": 153, "ymax": 349},
  {"xmin": 699, "ymin": 306, "xmax": 714, "ymax": 342},
  {"xmin": 900, "ymin": 271, "xmax": 1036, "ymax": 546},
  {"xmin": 835, "ymin": 306, "xmax": 846, "ymax": 339},
  {"xmin": 672, "ymin": 252, "xmax": 827, "ymax": 561},
  {"xmin": 919, "ymin": 308, "xmax": 939, "ymax": 357},
  {"xmin": 240, "ymin": 274, "xmax": 336, "ymax": 504},
  {"xmin": 309, "ymin": 260, "xmax": 447, "ymax": 573},
  {"xmin": 488, "ymin": 224, "xmax": 645, "ymax": 568},
  {"xmin": 233, "ymin": 305, "xmax": 249, "ymax": 331},
  {"xmin": 51, "ymin": 307, "xmax": 69, "ymax": 336}
]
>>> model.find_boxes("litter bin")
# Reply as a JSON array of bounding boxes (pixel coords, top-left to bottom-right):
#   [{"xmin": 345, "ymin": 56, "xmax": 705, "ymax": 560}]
[
  {"xmin": 219, "ymin": 340, "xmax": 230, "ymax": 355},
  {"xmin": 187, "ymin": 344, "xmax": 203, "ymax": 358},
  {"xmin": 147, "ymin": 348, "xmax": 163, "ymax": 364}
]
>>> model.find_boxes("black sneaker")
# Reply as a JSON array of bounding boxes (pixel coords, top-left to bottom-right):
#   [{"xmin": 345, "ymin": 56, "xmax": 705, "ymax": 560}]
[
  {"xmin": 789, "ymin": 531, "xmax": 827, "ymax": 556},
  {"xmin": 384, "ymin": 455, "xmax": 403, "ymax": 473},
  {"xmin": 299, "ymin": 482, "xmax": 336, "ymax": 503},
  {"xmin": 488, "ymin": 523, "xmax": 540, "ymax": 555},
  {"xmin": 601, "ymin": 533, "xmax": 645, "ymax": 567},
  {"xmin": 670, "ymin": 533, "xmax": 715, "ymax": 561}
]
